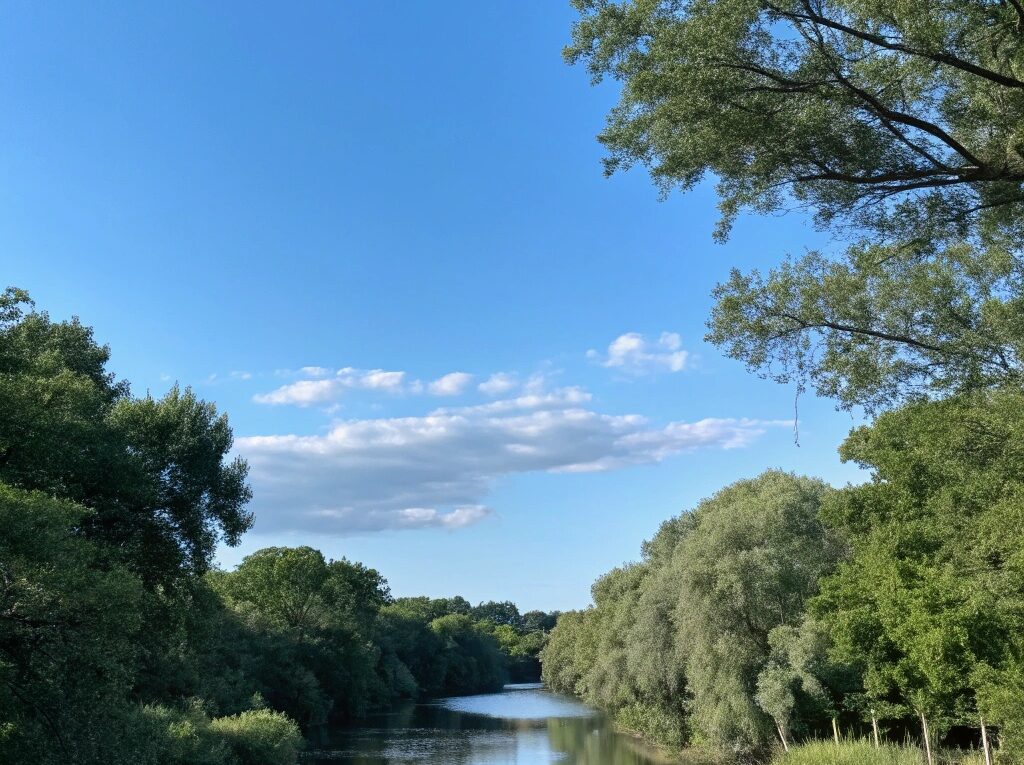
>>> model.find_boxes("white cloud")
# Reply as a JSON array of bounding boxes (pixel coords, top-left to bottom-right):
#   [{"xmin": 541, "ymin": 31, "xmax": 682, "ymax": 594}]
[
  {"xmin": 428, "ymin": 372, "xmax": 474, "ymax": 396},
  {"xmin": 588, "ymin": 332, "xmax": 689, "ymax": 374},
  {"xmin": 358, "ymin": 369, "xmax": 406, "ymax": 390},
  {"xmin": 236, "ymin": 391, "xmax": 784, "ymax": 535},
  {"xmin": 254, "ymin": 367, "xmax": 408, "ymax": 405},
  {"xmin": 478, "ymin": 372, "xmax": 518, "ymax": 396}
]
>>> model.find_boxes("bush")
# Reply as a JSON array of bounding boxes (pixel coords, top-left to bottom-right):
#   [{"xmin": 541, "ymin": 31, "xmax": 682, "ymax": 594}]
[
  {"xmin": 614, "ymin": 702, "xmax": 687, "ymax": 750},
  {"xmin": 209, "ymin": 709, "xmax": 302, "ymax": 765},
  {"xmin": 140, "ymin": 703, "xmax": 228, "ymax": 765}
]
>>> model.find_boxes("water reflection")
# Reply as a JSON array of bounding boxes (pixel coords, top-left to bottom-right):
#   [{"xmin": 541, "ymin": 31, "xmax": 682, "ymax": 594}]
[{"xmin": 308, "ymin": 684, "xmax": 671, "ymax": 764}]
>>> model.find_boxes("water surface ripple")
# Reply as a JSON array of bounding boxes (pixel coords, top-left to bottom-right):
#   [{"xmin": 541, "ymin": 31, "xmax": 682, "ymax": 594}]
[{"xmin": 307, "ymin": 683, "xmax": 673, "ymax": 764}]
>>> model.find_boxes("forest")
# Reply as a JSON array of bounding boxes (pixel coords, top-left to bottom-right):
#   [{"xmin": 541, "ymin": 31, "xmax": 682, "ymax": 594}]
[
  {"xmin": 0, "ymin": 287, "xmax": 555, "ymax": 764},
  {"xmin": 540, "ymin": 1, "xmax": 1024, "ymax": 763}
]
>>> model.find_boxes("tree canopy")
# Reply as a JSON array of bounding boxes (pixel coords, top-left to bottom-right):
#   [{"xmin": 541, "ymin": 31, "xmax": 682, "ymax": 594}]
[
  {"xmin": 567, "ymin": 0, "xmax": 1024, "ymax": 242},
  {"xmin": 567, "ymin": 0, "xmax": 1024, "ymax": 412},
  {"xmin": 0, "ymin": 287, "xmax": 251, "ymax": 584}
]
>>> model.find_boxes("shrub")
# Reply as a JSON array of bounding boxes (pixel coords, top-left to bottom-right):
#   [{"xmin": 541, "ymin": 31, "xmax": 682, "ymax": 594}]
[
  {"xmin": 139, "ymin": 703, "xmax": 228, "ymax": 765},
  {"xmin": 209, "ymin": 709, "xmax": 302, "ymax": 765}
]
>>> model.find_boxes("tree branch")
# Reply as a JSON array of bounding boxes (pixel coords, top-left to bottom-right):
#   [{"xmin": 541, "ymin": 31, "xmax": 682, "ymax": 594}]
[{"xmin": 772, "ymin": 1, "xmax": 1024, "ymax": 90}]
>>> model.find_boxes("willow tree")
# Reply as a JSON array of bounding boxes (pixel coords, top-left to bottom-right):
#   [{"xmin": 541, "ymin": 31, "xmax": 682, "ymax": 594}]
[
  {"xmin": 672, "ymin": 471, "xmax": 843, "ymax": 752},
  {"xmin": 566, "ymin": 1, "xmax": 1024, "ymax": 410}
]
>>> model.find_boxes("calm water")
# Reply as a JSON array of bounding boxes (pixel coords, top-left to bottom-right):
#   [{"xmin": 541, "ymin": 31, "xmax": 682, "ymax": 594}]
[{"xmin": 306, "ymin": 683, "xmax": 674, "ymax": 764}]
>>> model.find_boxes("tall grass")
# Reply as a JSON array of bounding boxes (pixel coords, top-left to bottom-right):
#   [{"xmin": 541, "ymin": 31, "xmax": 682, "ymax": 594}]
[
  {"xmin": 772, "ymin": 739, "xmax": 924, "ymax": 765},
  {"xmin": 772, "ymin": 739, "xmax": 1002, "ymax": 765}
]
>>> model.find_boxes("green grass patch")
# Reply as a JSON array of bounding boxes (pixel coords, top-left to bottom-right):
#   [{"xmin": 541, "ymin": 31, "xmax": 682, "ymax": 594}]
[{"xmin": 772, "ymin": 739, "xmax": 925, "ymax": 765}]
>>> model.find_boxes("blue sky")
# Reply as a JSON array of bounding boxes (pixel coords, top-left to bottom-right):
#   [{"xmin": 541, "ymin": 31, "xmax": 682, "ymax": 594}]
[{"xmin": 2, "ymin": 2, "xmax": 864, "ymax": 611}]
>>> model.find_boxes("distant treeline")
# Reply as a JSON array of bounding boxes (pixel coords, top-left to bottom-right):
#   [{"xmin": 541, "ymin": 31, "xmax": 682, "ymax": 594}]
[{"xmin": 0, "ymin": 288, "xmax": 555, "ymax": 765}]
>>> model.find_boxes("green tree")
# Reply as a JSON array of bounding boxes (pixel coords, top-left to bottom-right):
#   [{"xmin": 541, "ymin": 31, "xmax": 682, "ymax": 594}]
[
  {"xmin": 428, "ymin": 614, "xmax": 508, "ymax": 694},
  {"xmin": 707, "ymin": 243, "xmax": 1024, "ymax": 412},
  {"xmin": 0, "ymin": 484, "xmax": 146, "ymax": 765},
  {"xmin": 471, "ymin": 600, "xmax": 523, "ymax": 629},
  {"xmin": 0, "ymin": 288, "xmax": 251, "ymax": 584},
  {"xmin": 522, "ymin": 610, "xmax": 559, "ymax": 633},
  {"xmin": 566, "ymin": 0, "xmax": 1024, "ymax": 243},
  {"xmin": 673, "ymin": 471, "xmax": 841, "ymax": 751},
  {"xmin": 812, "ymin": 388, "xmax": 1024, "ymax": 750},
  {"xmin": 220, "ymin": 547, "xmax": 331, "ymax": 635},
  {"xmin": 566, "ymin": 2, "xmax": 1024, "ymax": 412},
  {"xmin": 213, "ymin": 547, "xmax": 392, "ymax": 727}
]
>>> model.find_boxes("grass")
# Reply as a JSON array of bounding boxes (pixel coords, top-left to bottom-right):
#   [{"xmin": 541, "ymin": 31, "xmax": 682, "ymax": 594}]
[
  {"xmin": 772, "ymin": 739, "xmax": 924, "ymax": 765},
  {"xmin": 771, "ymin": 739, "xmax": 1004, "ymax": 765}
]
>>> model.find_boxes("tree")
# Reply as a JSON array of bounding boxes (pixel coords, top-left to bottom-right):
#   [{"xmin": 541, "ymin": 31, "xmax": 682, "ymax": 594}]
[
  {"xmin": 673, "ymin": 471, "xmax": 842, "ymax": 751},
  {"xmin": 471, "ymin": 600, "xmax": 523, "ymax": 629},
  {"xmin": 0, "ymin": 287, "xmax": 252, "ymax": 584},
  {"xmin": 755, "ymin": 619, "xmax": 848, "ymax": 747},
  {"xmin": 812, "ymin": 387, "xmax": 1024, "ymax": 752},
  {"xmin": 220, "ymin": 548, "xmax": 331, "ymax": 635},
  {"xmin": 0, "ymin": 484, "xmax": 147, "ymax": 765},
  {"xmin": 566, "ymin": 2, "xmax": 1024, "ymax": 411},
  {"xmin": 106, "ymin": 386, "xmax": 252, "ymax": 580},
  {"xmin": 707, "ymin": 243, "xmax": 1024, "ymax": 412},
  {"xmin": 540, "ymin": 610, "xmax": 598, "ymax": 700},
  {"xmin": 428, "ymin": 614, "xmax": 507, "ymax": 694},
  {"xmin": 567, "ymin": 0, "xmax": 1024, "ymax": 243},
  {"xmin": 522, "ymin": 610, "xmax": 559, "ymax": 633}
]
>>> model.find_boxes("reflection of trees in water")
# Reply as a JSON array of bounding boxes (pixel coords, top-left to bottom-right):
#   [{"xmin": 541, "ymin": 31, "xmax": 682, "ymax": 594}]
[
  {"xmin": 314, "ymin": 706, "xmax": 551, "ymax": 765},
  {"xmin": 546, "ymin": 717, "xmax": 662, "ymax": 765},
  {"xmin": 313, "ymin": 702, "xmax": 682, "ymax": 764}
]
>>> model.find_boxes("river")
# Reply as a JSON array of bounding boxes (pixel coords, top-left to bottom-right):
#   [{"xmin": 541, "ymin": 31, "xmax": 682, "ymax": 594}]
[{"xmin": 305, "ymin": 683, "xmax": 676, "ymax": 764}]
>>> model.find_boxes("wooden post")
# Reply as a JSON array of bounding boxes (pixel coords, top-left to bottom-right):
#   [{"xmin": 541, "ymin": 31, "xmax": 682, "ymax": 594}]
[
  {"xmin": 920, "ymin": 711, "xmax": 934, "ymax": 765},
  {"xmin": 832, "ymin": 716, "xmax": 840, "ymax": 744},
  {"xmin": 871, "ymin": 709, "xmax": 880, "ymax": 749},
  {"xmin": 981, "ymin": 716, "xmax": 992, "ymax": 765},
  {"xmin": 776, "ymin": 720, "xmax": 789, "ymax": 752}
]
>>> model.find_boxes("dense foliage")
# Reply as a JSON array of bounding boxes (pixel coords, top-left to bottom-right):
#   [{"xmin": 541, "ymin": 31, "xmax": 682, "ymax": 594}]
[
  {"xmin": 543, "ymin": 424, "xmax": 1024, "ymax": 757},
  {"xmin": 568, "ymin": 0, "xmax": 1024, "ymax": 412},
  {"xmin": 0, "ymin": 289, "xmax": 554, "ymax": 764},
  {"xmin": 551, "ymin": 2, "xmax": 1024, "ymax": 759}
]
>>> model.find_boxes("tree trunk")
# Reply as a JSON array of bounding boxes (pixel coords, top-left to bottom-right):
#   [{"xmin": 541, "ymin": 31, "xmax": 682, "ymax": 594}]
[
  {"xmin": 776, "ymin": 719, "xmax": 790, "ymax": 752},
  {"xmin": 981, "ymin": 716, "xmax": 992, "ymax": 765},
  {"xmin": 920, "ymin": 711, "xmax": 934, "ymax": 765},
  {"xmin": 871, "ymin": 710, "xmax": 880, "ymax": 748},
  {"xmin": 832, "ymin": 716, "xmax": 840, "ymax": 744}
]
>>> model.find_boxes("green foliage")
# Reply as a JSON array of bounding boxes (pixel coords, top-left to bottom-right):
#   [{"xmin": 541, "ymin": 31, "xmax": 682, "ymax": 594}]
[
  {"xmin": 428, "ymin": 613, "xmax": 508, "ymax": 694},
  {"xmin": 0, "ymin": 287, "xmax": 251, "ymax": 584},
  {"xmin": 0, "ymin": 289, "xmax": 550, "ymax": 764},
  {"xmin": 0, "ymin": 484, "xmax": 147, "ymax": 765},
  {"xmin": 567, "ymin": 3, "xmax": 1024, "ymax": 413},
  {"xmin": 566, "ymin": 0, "xmax": 1024, "ymax": 243},
  {"xmin": 975, "ymin": 659, "xmax": 1024, "ymax": 755},
  {"xmin": 543, "ymin": 471, "xmax": 840, "ymax": 754},
  {"xmin": 675, "ymin": 472, "xmax": 841, "ymax": 751},
  {"xmin": 813, "ymin": 388, "xmax": 1024, "ymax": 742},
  {"xmin": 707, "ymin": 243, "xmax": 1024, "ymax": 412},
  {"xmin": 209, "ymin": 709, "xmax": 302, "ymax": 765},
  {"xmin": 756, "ymin": 619, "xmax": 847, "ymax": 743},
  {"xmin": 471, "ymin": 600, "xmax": 523, "ymax": 628},
  {"xmin": 544, "ymin": 415, "xmax": 1024, "ymax": 756},
  {"xmin": 139, "ymin": 703, "xmax": 229, "ymax": 765}
]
